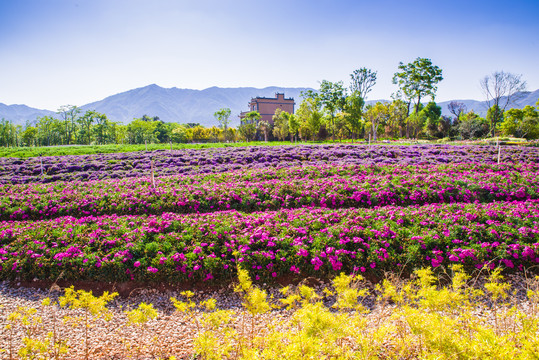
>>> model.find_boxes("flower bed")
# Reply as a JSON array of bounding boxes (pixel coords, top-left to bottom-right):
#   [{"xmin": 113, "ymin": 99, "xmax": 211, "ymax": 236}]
[
  {"xmin": 1, "ymin": 200, "xmax": 538, "ymax": 283},
  {"xmin": 2, "ymin": 144, "xmax": 538, "ymax": 184},
  {"xmin": 1, "ymin": 163, "xmax": 538, "ymax": 221}
]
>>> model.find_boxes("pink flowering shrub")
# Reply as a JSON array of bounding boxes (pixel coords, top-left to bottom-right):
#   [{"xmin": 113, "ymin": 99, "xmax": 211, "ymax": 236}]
[{"xmin": 0, "ymin": 199, "xmax": 537, "ymax": 282}]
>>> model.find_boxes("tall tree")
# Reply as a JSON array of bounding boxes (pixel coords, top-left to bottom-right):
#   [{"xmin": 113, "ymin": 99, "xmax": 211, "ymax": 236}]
[
  {"xmin": 349, "ymin": 68, "xmax": 377, "ymax": 100},
  {"xmin": 243, "ymin": 111, "xmax": 261, "ymax": 125},
  {"xmin": 257, "ymin": 120, "xmax": 271, "ymax": 142},
  {"xmin": 343, "ymin": 92, "xmax": 365, "ymax": 141},
  {"xmin": 287, "ymin": 113, "xmax": 300, "ymax": 142},
  {"xmin": 318, "ymin": 80, "xmax": 346, "ymax": 142},
  {"xmin": 392, "ymin": 57, "xmax": 443, "ymax": 137},
  {"xmin": 36, "ymin": 115, "xmax": 55, "ymax": 146},
  {"xmin": 94, "ymin": 113, "xmax": 110, "ymax": 145},
  {"xmin": 57, "ymin": 105, "xmax": 81, "ymax": 145},
  {"xmin": 240, "ymin": 111, "xmax": 260, "ymax": 141},
  {"xmin": 214, "ymin": 108, "xmax": 232, "ymax": 130},
  {"xmin": 387, "ymin": 100, "xmax": 408, "ymax": 138},
  {"xmin": 480, "ymin": 71, "xmax": 526, "ymax": 137},
  {"xmin": 272, "ymin": 109, "xmax": 289, "ymax": 141},
  {"xmin": 21, "ymin": 126, "xmax": 38, "ymax": 146},
  {"xmin": 364, "ymin": 102, "xmax": 390, "ymax": 141},
  {"xmin": 422, "ymin": 102, "xmax": 442, "ymax": 138},
  {"xmin": 78, "ymin": 110, "xmax": 103, "ymax": 145},
  {"xmin": 296, "ymin": 98, "xmax": 322, "ymax": 141}
]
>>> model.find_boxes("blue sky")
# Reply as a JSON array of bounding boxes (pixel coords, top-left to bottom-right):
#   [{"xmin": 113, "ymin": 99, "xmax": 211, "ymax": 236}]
[{"xmin": 1, "ymin": 0, "xmax": 538, "ymax": 110}]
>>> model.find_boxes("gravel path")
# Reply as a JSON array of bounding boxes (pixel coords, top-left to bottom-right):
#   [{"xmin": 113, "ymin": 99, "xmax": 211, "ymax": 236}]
[{"xmin": 0, "ymin": 281, "xmax": 291, "ymax": 359}]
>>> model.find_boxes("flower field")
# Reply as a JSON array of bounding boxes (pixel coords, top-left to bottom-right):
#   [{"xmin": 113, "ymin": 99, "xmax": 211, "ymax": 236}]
[
  {"xmin": 1, "ymin": 144, "xmax": 539, "ymax": 284},
  {"xmin": 2, "ymin": 143, "xmax": 538, "ymax": 184}
]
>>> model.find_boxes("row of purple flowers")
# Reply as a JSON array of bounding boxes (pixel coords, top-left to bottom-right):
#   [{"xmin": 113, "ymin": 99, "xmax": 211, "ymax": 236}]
[{"xmin": 3, "ymin": 144, "xmax": 538, "ymax": 184}]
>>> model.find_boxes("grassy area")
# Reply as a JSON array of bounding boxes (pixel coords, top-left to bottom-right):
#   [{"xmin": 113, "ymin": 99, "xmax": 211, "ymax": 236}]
[
  {"xmin": 0, "ymin": 141, "xmax": 330, "ymax": 158},
  {"xmin": 0, "ymin": 139, "xmax": 439, "ymax": 158},
  {"xmin": 1, "ymin": 137, "xmax": 535, "ymax": 158}
]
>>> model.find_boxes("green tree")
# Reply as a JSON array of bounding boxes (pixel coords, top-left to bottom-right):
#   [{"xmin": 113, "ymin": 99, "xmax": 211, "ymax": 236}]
[
  {"xmin": 238, "ymin": 123, "xmax": 256, "ymax": 141},
  {"xmin": 422, "ymin": 102, "xmax": 442, "ymax": 138},
  {"xmin": 458, "ymin": 111, "xmax": 489, "ymax": 139},
  {"xmin": 364, "ymin": 102, "xmax": 390, "ymax": 141},
  {"xmin": 243, "ymin": 111, "xmax": 261, "ymax": 125},
  {"xmin": 36, "ymin": 115, "xmax": 55, "ymax": 146},
  {"xmin": 343, "ymin": 91, "xmax": 365, "ymax": 141},
  {"xmin": 392, "ymin": 57, "xmax": 443, "ymax": 137},
  {"xmin": 154, "ymin": 121, "xmax": 170, "ymax": 143},
  {"xmin": 287, "ymin": 113, "xmax": 300, "ymax": 142},
  {"xmin": 257, "ymin": 120, "xmax": 271, "ymax": 142},
  {"xmin": 93, "ymin": 112, "xmax": 110, "ymax": 145},
  {"xmin": 108, "ymin": 121, "xmax": 126, "ymax": 144},
  {"xmin": 0, "ymin": 118, "xmax": 20, "ymax": 147},
  {"xmin": 387, "ymin": 99, "xmax": 409, "ymax": 138},
  {"xmin": 480, "ymin": 71, "xmax": 527, "ymax": 137},
  {"xmin": 500, "ymin": 106, "xmax": 539, "ymax": 139},
  {"xmin": 21, "ymin": 126, "xmax": 38, "ymax": 146},
  {"xmin": 272, "ymin": 108, "xmax": 289, "ymax": 141},
  {"xmin": 486, "ymin": 105, "xmax": 503, "ymax": 137},
  {"xmin": 78, "ymin": 110, "xmax": 105, "ymax": 145},
  {"xmin": 318, "ymin": 80, "xmax": 346, "ymax": 142},
  {"xmin": 57, "ymin": 105, "xmax": 81, "ymax": 144},
  {"xmin": 127, "ymin": 118, "xmax": 158, "ymax": 144},
  {"xmin": 296, "ymin": 97, "xmax": 323, "ymax": 141},
  {"xmin": 406, "ymin": 110, "xmax": 427, "ymax": 139},
  {"xmin": 214, "ymin": 108, "xmax": 232, "ymax": 130}
]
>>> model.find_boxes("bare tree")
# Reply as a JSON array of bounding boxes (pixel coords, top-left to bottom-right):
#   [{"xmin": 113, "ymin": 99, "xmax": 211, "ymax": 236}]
[
  {"xmin": 480, "ymin": 71, "xmax": 526, "ymax": 137},
  {"xmin": 350, "ymin": 68, "xmax": 377, "ymax": 100},
  {"xmin": 447, "ymin": 101, "xmax": 467, "ymax": 122}
]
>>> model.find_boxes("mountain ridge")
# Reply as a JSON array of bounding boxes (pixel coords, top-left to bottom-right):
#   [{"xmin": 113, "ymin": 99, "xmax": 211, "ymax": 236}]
[{"xmin": 1, "ymin": 85, "xmax": 538, "ymax": 127}]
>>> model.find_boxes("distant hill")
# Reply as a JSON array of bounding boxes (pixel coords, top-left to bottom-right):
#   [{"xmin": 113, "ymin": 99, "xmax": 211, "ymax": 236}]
[
  {"xmin": 0, "ymin": 103, "xmax": 55, "ymax": 125},
  {"xmin": 1, "ymin": 85, "xmax": 538, "ymax": 126},
  {"xmin": 437, "ymin": 89, "xmax": 539, "ymax": 117}
]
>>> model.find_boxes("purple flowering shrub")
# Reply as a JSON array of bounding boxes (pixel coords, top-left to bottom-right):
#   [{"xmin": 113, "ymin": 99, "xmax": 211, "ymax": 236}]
[{"xmin": 2, "ymin": 144, "xmax": 538, "ymax": 184}]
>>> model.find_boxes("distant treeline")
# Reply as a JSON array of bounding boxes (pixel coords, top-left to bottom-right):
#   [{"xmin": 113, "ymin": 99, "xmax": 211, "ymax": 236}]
[
  {"xmin": 1, "ymin": 99, "xmax": 537, "ymax": 148},
  {"xmin": 1, "ymin": 59, "xmax": 538, "ymax": 147}
]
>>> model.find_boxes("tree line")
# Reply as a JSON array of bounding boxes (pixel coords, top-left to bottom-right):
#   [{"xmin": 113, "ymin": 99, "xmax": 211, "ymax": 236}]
[
  {"xmin": 236, "ymin": 58, "xmax": 537, "ymax": 143},
  {"xmin": 0, "ymin": 58, "xmax": 537, "ymax": 148}
]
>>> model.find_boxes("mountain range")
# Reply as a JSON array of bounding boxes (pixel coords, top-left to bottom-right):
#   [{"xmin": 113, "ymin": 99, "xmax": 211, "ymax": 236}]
[{"xmin": 1, "ymin": 85, "xmax": 538, "ymax": 127}]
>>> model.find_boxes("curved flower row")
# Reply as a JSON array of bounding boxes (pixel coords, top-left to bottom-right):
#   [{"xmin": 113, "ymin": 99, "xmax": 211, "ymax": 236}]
[
  {"xmin": 1, "ymin": 163, "xmax": 538, "ymax": 221},
  {"xmin": 3, "ymin": 144, "xmax": 538, "ymax": 184},
  {"xmin": 1, "ymin": 200, "xmax": 538, "ymax": 283}
]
